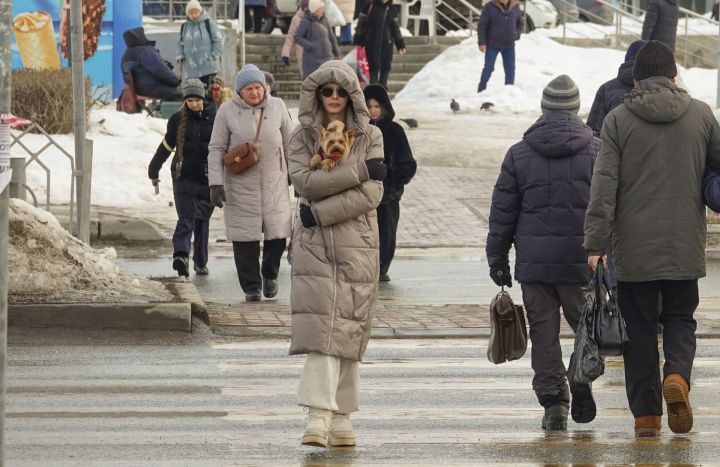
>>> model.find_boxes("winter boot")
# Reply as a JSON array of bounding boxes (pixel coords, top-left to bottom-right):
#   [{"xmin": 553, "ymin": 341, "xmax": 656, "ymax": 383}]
[
  {"xmin": 328, "ymin": 413, "xmax": 356, "ymax": 446},
  {"xmin": 540, "ymin": 386, "xmax": 570, "ymax": 431},
  {"xmin": 634, "ymin": 415, "xmax": 661, "ymax": 438},
  {"xmin": 301, "ymin": 408, "xmax": 332, "ymax": 447},
  {"xmin": 663, "ymin": 373, "xmax": 693, "ymax": 434},
  {"xmin": 194, "ymin": 265, "xmax": 209, "ymax": 275},
  {"xmin": 172, "ymin": 255, "xmax": 189, "ymax": 277},
  {"xmin": 570, "ymin": 382, "xmax": 597, "ymax": 423}
]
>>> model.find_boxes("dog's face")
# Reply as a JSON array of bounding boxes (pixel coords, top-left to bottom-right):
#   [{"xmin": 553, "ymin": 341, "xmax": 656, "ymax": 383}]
[{"xmin": 319, "ymin": 121, "xmax": 355, "ymax": 160}]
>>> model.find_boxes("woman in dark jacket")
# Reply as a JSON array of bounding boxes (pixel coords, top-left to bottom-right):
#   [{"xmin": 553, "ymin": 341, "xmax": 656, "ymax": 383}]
[
  {"xmin": 149, "ymin": 79, "xmax": 215, "ymax": 277},
  {"xmin": 354, "ymin": 0, "xmax": 406, "ymax": 88},
  {"xmin": 641, "ymin": 0, "xmax": 678, "ymax": 51},
  {"xmin": 294, "ymin": 0, "xmax": 341, "ymax": 79},
  {"xmin": 363, "ymin": 84, "xmax": 416, "ymax": 281},
  {"xmin": 121, "ymin": 27, "xmax": 181, "ymax": 100}
]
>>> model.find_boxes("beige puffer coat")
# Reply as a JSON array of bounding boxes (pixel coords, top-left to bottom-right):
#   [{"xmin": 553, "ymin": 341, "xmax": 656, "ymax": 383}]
[
  {"xmin": 208, "ymin": 93, "xmax": 294, "ymax": 242},
  {"xmin": 288, "ymin": 61, "xmax": 384, "ymax": 361}
]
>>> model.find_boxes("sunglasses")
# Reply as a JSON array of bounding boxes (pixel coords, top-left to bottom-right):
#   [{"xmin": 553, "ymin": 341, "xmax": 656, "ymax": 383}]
[{"xmin": 320, "ymin": 86, "xmax": 349, "ymax": 98}]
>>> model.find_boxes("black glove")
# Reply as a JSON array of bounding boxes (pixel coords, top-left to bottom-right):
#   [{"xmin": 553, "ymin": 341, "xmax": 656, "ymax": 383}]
[
  {"xmin": 282, "ymin": 56, "xmax": 290, "ymax": 66},
  {"xmin": 210, "ymin": 185, "xmax": 226, "ymax": 208},
  {"xmin": 365, "ymin": 158, "xmax": 387, "ymax": 181},
  {"xmin": 490, "ymin": 263, "xmax": 512, "ymax": 288},
  {"xmin": 299, "ymin": 204, "xmax": 317, "ymax": 228}
]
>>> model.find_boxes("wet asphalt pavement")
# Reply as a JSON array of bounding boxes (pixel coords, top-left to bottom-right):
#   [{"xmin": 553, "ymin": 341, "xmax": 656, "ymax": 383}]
[{"xmin": 6, "ymin": 326, "xmax": 720, "ymax": 466}]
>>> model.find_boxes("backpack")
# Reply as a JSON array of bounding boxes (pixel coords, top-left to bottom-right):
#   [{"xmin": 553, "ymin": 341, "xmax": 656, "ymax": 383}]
[{"xmin": 180, "ymin": 19, "xmax": 211, "ymax": 39}]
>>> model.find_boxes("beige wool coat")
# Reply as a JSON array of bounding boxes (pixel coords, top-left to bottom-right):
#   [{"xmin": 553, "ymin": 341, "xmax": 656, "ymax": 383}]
[
  {"xmin": 208, "ymin": 93, "xmax": 294, "ymax": 242},
  {"xmin": 288, "ymin": 61, "xmax": 384, "ymax": 361}
]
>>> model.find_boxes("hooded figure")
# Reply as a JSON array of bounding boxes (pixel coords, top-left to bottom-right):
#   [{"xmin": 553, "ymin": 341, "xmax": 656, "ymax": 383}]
[
  {"xmin": 287, "ymin": 61, "xmax": 386, "ymax": 448},
  {"xmin": 176, "ymin": 5, "xmax": 223, "ymax": 84},
  {"xmin": 586, "ymin": 40, "xmax": 647, "ymax": 136},
  {"xmin": 584, "ymin": 41, "xmax": 720, "ymax": 438},
  {"xmin": 363, "ymin": 84, "xmax": 416, "ymax": 280},
  {"xmin": 121, "ymin": 27, "xmax": 181, "ymax": 100},
  {"xmin": 487, "ymin": 74, "xmax": 601, "ymax": 432}
]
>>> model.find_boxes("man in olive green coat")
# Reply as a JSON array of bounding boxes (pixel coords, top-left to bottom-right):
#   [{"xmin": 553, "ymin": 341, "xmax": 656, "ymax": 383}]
[{"xmin": 584, "ymin": 41, "xmax": 720, "ymax": 438}]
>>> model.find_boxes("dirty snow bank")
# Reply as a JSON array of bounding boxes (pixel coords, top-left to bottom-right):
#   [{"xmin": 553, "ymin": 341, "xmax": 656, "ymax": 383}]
[{"xmin": 9, "ymin": 199, "xmax": 173, "ymax": 304}]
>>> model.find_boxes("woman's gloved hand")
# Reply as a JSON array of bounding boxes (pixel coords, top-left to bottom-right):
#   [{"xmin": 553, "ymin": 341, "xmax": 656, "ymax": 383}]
[
  {"xmin": 299, "ymin": 204, "xmax": 317, "ymax": 228},
  {"xmin": 210, "ymin": 185, "xmax": 226, "ymax": 208},
  {"xmin": 365, "ymin": 158, "xmax": 387, "ymax": 181}
]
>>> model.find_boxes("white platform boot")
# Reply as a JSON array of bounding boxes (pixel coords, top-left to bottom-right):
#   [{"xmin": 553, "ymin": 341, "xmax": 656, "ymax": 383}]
[
  {"xmin": 329, "ymin": 412, "xmax": 356, "ymax": 446},
  {"xmin": 301, "ymin": 408, "xmax": 333, "ymax": 447}
]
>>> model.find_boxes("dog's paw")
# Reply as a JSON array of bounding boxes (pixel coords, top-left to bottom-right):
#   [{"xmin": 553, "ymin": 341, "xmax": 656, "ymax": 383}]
[
  {"xmin": 309, "ymin": 154, "xmax": 323, "ymax": 168},
  {"xmin": 322, "ymin": 159, "xmax": 335, "ymax": 171}
]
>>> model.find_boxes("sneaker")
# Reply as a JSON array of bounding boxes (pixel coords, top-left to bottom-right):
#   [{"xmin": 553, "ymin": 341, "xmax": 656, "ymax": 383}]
[
  {"xmin": 194, "ymin": 265, "xmax": 209, "ymax": 275},
  {"xmin": 379, "ymin": 273, "xmax": 391, "ymax": 282},
  {"xmin": 328, "ymin": 413, "xmax": 356, "ymax": 446},
  {"xmin": 172, "ymin": 256, "xmax": 189, "ymax": 277},
  {"xmin": 245, "ymin": 289, "xmax": 262, "ymax": 302},
  {"xmin": 634, "ymin": 415, "xmax": 661, "ymax": 438},
  {"xmin": 663, "ymin": 373, "xmax": 693, "ymax": 434},
  {"xmin": 301, "ymin": 408, "xmax": 332, "ymax": 447},
  {"xmin": 570, "ymin": 382, "xmax": 596, "ymax": 423},
  {"xmin": 263, "ymin": 278, "xmax": 278, "ymax": 298}
]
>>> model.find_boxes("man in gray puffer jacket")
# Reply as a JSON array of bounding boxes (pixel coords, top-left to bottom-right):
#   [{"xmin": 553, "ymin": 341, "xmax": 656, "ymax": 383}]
[{"xmin": 584, "ymin": 41, "xmax": 720, "ymax": 438}]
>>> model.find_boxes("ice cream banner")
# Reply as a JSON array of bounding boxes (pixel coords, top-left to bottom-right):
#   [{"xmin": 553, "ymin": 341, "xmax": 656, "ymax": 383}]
[{"xmin": 11, "ymin": 0, "xmax": 142, "ymax": 99}]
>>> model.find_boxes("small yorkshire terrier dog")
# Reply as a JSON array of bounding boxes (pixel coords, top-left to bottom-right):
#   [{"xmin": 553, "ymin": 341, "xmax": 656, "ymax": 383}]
[{"xmin": 310, "ymin": 121, "xmax": 355, "ymax": 171}]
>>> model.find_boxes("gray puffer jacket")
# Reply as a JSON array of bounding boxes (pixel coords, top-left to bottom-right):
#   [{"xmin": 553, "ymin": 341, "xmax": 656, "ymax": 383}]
[
  {"xmin": 293, "ymin": 11, "xmax": 340, "ymax": 79},
  {"xmin": 584, "ymin": 77, "xmax": 720, "ymax": 281},
  {"xmin": 288, "ymin": 61, "xmax": 384, "ymax": 361},
  {"xmin": 641, "ymin": 0, "xmax": 678, "ymax": 51}
]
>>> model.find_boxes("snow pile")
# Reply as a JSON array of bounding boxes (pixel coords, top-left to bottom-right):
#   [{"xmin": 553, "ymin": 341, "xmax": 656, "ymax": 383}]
[
  {"xmin": 394, "ymin": 33, "xmax": 717, "ymax": 116},
  {"xmin": 9, "ymin": 199, "xmax": 173, "ymax": 304}
]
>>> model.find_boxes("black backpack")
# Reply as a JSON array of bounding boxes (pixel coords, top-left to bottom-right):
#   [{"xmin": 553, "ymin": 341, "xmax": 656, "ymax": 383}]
[{"xmin": 180, "ymin": 19, "xmax": 211, "ymax": 39}]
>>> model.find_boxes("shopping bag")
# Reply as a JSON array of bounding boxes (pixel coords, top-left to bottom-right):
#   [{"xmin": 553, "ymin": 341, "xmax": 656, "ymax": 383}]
[
  {"xmin": 356, "ymin": 46, "xmax": 370, "ymax": 83},
  {"xmin": 593, "ymin": 260, "xmax": 629, "ymax": 356},
  {"xmin": 487, "ymin": 289, "xmax": 528, "ymax": 364},
  {"xmin": 325, "ymin": 0, "xmax": 347, "ymax": 27},
  {"xmin": 567, "ymin": 283, "xmax": 605, "ymax": 385}
]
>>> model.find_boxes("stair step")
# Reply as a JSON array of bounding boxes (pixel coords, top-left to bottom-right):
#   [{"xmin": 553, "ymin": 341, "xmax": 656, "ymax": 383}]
[
  {"xmin": 243, "ymin": 52, "xmax": 440, "ymax": 65},
  {"xmin": 239, "ymin": 43, "xmax": 450, "ymax": 55},
  {"xmin": 242, "ymin": 33, "xmax": 461, "ymax": 46}
]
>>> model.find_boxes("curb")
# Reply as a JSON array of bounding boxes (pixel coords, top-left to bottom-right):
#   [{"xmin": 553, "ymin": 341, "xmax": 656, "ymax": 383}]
[
  {"xmin": 6, "ymin": 281, "xmax": 210, "ymax": 332},
  {"xmin": 8, "ymin": 302, "xmax": 191, "ymax": 331}
]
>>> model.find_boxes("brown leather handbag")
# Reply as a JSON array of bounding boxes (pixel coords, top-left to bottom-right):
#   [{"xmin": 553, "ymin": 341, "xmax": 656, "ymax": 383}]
[{"xmin": 223, "ymin": 108, "xmax": 264, "ymax": 174}]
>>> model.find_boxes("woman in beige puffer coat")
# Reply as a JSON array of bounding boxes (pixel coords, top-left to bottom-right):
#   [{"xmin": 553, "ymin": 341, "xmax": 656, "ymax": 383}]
[
  {"xmin": 208, "ymin": 64, "xmax": 294, "ymax": 302},
  {"xmin": 288, "ymin": 61, "xmax": 387, "ymax": 448}
]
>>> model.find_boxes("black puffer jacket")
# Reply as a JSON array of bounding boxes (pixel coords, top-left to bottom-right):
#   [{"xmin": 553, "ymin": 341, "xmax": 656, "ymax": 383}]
[
  {"xmin": 486, "ymin": 112, "xmax": 600, "ymax": 284},
  {"xmin": 586, "ymin": 60, "xmax": 635, "ymax": 136},
  {"xmin": 641, "ymin": 0, "xmax": 678, "ymax": 51},
  {"xmin": 363, "ymin": 84, "xmax": 417, "ymax": 204},
  {"xmin": 477, "ymin": 0, "xmax": 523, "ymax": 49},
  {"xmin": 149, "ymin": 104, "xmax": 216, "ymax": 184},
  {"xmin": 354, "ymin": 0, "xmax": 405, "ymax": 71}
]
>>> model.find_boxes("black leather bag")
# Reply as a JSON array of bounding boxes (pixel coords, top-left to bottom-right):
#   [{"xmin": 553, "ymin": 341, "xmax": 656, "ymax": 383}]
[
  {"xmin": 487, "ymin": 290, "xmax": 528, "ymax": 364},
  {"xmin": 593, "ymin": 260, "xmax": 629, "ymax": 356}
]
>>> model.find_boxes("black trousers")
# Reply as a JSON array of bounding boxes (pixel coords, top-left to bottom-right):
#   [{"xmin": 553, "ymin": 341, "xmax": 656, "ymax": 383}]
[
  {"xmin": 520, "ymin": 282, "xmax": 583, "ymax": 399},
  {"xmin": 232, "ymin": 238, "xmax": 286, "ymax": 292},
  {"xmin": 377, "ymin": 200, "xmax": 400, "ymax": 275},
  {"xmin": 245, "ymin": 5, "xmax": 264, "ymax": 33},
  {"xmin": 618, "ymin": 279, "xmax": 698, "ymax": 417}
]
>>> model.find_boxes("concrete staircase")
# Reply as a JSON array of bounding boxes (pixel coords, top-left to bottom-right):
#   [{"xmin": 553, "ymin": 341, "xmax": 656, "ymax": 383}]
[{"xmin": 240, "ymin": 34, "xmax": 460, "ymax": 102}]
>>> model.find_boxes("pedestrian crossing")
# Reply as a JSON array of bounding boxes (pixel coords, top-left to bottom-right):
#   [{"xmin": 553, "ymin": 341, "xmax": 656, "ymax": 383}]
[{"xmin": 6, "ymin": 332, "xmax": 720, "ymax": 465}]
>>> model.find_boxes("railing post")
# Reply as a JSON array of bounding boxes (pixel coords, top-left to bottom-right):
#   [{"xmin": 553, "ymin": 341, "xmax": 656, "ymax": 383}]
[
  {"xmin": 9, "ymin": 156, "xmax": 25, "ymax": 201},
  {"xmin": 0, "ymin": 0, "xmax": 11, "ymax": 462},
  {"xmin": 683, "ymin": 13, "xmax": 689, "ymax": 67},
  {"xmin": 562, "ymin": 12, "xmax": 566, "ymax": 44},
  {"xmin": 76, "ymin": 139, "xmax": 92, "ymax": 243},
  {"xmin": 239, "ymin": 0, "xmax": 246, "ymax": 67}
]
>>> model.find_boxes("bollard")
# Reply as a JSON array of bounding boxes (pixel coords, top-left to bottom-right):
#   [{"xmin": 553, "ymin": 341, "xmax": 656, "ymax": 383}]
[{"xmin": 9, "ymin": 155, "xmax": 25, "ymax": 200}]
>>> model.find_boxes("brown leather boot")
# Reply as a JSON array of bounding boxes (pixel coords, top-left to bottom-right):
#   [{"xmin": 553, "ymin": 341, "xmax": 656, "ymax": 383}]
[
  {"xmin": 635, "ymin": 415, "xmax": 661, "ymax": 437},
  {"xmin": 663, "ymin": 373, "xmax": 693, "ymax": 434}
]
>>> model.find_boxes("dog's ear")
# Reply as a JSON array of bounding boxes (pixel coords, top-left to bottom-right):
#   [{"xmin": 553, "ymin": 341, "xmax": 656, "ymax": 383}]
[{"xmin": 345, "ymin": 130, "xmax": 355, "ymax": 146}]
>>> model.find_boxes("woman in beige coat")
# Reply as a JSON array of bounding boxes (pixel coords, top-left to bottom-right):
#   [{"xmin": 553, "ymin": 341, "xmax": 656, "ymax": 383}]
[
  {"xmin": 288, "ymin": 61, "xmax": 388, "ymax": 447},
  {"xmin": 208, "ymin": 64, "xmax": 294, "ymax": 302}
]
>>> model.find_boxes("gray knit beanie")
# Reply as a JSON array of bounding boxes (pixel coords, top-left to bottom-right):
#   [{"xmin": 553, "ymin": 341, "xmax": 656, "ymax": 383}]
[
  {"xmin": 182, "ymin": 78, "xmax": 205, "ymax": 99},
  {"xmin": 541, "ymin": 74, "xmax": 580, "ymax": 113},
  {"xmin": 235, "ymin": 64, "xmax": 266, "ymax": 92}
]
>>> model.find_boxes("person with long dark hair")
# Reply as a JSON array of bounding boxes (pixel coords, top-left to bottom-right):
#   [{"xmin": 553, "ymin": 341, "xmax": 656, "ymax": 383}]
[{"xmin": 149, "ymin": 78, "xmax": 215, "ymax": 276}]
